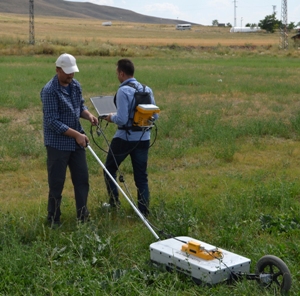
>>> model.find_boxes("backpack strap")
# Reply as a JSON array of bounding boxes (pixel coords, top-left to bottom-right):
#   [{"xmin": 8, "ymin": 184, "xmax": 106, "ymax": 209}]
[
  {"xmin": 113, "ymin": 82, "xmax": 143, "ymax": 107},
  {"xmin": 115, "ymin": 82, "xmax": 150, "ymax": 132}
]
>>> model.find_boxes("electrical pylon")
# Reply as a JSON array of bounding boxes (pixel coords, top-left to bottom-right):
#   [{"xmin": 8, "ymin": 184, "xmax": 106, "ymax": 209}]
[
  {"xmin": 279, "ymin": 0, "xmax": 288, "ymax": 49},
  {"xmin": 29, "ymin": 0, "xmax": 35, "ymax": 45}
]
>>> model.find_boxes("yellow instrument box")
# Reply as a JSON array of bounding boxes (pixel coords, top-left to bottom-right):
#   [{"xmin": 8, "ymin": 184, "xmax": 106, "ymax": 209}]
[{"xmin": 133, "ymin": 104, "xmax": 160, "ymax": 127}]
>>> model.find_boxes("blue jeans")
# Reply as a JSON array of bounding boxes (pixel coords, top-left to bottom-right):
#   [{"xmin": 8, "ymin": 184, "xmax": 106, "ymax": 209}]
[
  {"xmin": 46, "ymin": 145, "xmax": 89, "ymax": 222},
  {"xmin": 104, "ymin": 138, "xmax": 150, "ymax": 215}
]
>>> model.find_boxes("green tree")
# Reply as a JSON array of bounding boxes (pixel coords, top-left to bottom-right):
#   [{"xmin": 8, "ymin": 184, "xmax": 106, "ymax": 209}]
[
  {"xmin": 226, "ymin": 22, "xmax": 232, "ymax": 27},
  {"xmin": 258, "ymin": 13, "xmax": 281, "ymax": 33},
  {"xmin": 246, "ymin": 23, "xmax": 257, "ymax": 28},
  {"xmin": 212, "ymin": 19, "xmax": 218, "ymax": 26},
  {"xmin": 287, "ymin": 22, "xmax": 296, "ymax": 31}
]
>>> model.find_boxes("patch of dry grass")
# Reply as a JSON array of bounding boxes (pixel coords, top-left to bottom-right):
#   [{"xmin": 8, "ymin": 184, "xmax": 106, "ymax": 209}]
[{"xmin": 0, "ymin": 13, "xmax": 280, "ymax": 47}]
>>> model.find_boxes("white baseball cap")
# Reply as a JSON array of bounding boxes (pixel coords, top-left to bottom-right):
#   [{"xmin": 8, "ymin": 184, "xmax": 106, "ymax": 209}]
[{"xmin": 55, "ymin": 53, "xmax": 79, "ymax": 74}]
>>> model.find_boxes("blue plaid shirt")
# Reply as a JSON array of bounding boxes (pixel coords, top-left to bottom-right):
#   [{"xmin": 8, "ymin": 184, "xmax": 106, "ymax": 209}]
[{"xmin": 41, "ymin": 75, "xmax": 88, "ymax": 151}]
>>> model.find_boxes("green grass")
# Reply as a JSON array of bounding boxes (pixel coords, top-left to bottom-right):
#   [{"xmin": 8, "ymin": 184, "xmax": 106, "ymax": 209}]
[{"xmin": 1, "ymin": 52, "xmax": 300, "ymax": 295}]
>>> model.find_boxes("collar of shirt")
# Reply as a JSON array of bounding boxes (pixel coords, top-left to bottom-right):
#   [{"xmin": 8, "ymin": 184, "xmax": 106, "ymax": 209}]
[{"xmin": 120, "ymin": 78, "xmax": 136, "ymax": 87}]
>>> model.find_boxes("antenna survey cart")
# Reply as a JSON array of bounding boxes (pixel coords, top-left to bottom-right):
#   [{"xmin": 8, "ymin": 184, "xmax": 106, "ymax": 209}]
[{"xmin": 88, "ymin": 96, "xmax": 292, "ymax": 294}]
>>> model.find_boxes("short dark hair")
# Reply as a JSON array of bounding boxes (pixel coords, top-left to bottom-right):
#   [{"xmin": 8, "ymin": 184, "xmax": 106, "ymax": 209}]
[{"xmin": 117, "ymin": 59, "xmax": 135, "ymax": 76}]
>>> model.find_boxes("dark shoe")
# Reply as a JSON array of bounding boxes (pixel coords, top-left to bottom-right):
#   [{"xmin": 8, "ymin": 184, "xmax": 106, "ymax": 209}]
[
  {"xmin": 138, "ymin": 205, "xmax": 149, "ymax": 218},
  {"xmin": 77, "ymin": 207, "xmax": 89, "ymax": 222},
  {"xmin": 78, "ymin": 214, "xmax": 90, "ymax": 224},
  {"xmin": 48, "ymin": 220, "xmax": 61, "ymax": 229},
  {"xmin": 109, "ymin": 197, "xmax": 121, "ymax": 208}
]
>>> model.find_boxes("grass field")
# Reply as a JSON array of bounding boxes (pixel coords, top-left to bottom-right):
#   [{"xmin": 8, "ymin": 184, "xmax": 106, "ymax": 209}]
[
  {"xmin": 0, "ymin": 13, "xmax": 300, "ymax": 295},
  {"xmin": 0, "ymin": 13, "xmax": 281, "ymax": 47}
]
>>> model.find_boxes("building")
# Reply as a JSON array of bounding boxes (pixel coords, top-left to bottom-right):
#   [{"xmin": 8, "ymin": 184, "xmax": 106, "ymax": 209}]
[
  {"xmin": 291, "ymin": 28, "xmax": 300, "ymax": 43},
  {"xmin": 230, "ymin": 26, "xmax": 261, "ymax": 33}
]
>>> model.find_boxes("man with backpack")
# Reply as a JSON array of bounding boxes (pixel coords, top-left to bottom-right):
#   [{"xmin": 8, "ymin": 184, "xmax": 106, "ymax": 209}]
[{"xmin": 103, "ymin": 59, "xmax": 158, "ymax": 217}]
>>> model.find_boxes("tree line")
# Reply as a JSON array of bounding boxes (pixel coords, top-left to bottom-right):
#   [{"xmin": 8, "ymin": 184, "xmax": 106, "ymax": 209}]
[{"xmin": 212, "ymin": 13, "xmax": 300, "ymax": 33}]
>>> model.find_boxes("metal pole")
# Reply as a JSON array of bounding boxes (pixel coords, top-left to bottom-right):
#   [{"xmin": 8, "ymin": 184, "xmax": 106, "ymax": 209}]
[
  {"xmin": 29, "ymin": 0, "xmax": 35, "ymax": 45},
  {"xmin": 234, "ymin": 0, "xmax": 237, "ymax": 27},
  {"xmin": 87, "ymin": 144, "xmax": 160, "ymax": 241}
]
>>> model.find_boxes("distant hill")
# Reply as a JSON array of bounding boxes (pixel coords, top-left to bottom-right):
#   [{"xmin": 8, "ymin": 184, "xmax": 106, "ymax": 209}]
[{"xmin": 0, "ymin": 0, "xmax": 192, "ymax": 25}]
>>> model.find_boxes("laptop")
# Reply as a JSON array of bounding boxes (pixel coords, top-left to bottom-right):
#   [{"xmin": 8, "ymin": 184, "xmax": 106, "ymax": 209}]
[{"xmin": 90, "ymin": 96, "xmax": 116, "ymax": 118}]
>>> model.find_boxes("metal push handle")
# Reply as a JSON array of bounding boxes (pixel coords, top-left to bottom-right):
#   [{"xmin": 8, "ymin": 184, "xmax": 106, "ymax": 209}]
[{"xmin": 87, "ymin": 144, "xmax": 160, "ymax": 241}]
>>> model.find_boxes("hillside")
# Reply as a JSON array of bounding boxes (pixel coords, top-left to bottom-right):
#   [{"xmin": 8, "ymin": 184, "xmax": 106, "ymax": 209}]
[{"xmin": 0, "ymin": 0, "xmax": 190, "ymax": 24}]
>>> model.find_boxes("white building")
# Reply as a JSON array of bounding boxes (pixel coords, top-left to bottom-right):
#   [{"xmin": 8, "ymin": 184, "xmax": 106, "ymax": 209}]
[{"xmin": 230, "ymin": 26, "xmax": 261, "ymax": 33}]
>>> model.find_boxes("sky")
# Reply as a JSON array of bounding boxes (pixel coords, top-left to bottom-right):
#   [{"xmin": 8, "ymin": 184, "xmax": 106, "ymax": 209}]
[{"xmin": 67, "ymin": 0, "xmax": 300, "ymax": 26}]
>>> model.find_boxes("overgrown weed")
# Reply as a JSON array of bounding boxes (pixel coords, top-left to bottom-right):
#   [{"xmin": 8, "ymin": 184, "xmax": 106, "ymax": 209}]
[{"xmin": 1, "ymin": 49, "xmax": 300, "ymax": 294}]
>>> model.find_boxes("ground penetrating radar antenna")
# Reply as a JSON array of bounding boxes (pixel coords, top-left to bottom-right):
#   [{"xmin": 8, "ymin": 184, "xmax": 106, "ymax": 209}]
[
  {"xmin": 29, "ymin": 0, "xmax": 35, "ymax": 45},
  {"xmin": 279, "ymin": 0, "xmax": 288, "ymax": 49}
]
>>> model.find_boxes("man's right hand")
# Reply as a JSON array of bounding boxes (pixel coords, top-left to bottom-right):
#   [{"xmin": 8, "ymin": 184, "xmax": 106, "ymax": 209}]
[
  {"xmin": 76, "ymin": 133, "xmax": 89, "ymax": 147},
  {"xmin": 64, "ymin": 128, "xmax": 89, "ymax": 147}
]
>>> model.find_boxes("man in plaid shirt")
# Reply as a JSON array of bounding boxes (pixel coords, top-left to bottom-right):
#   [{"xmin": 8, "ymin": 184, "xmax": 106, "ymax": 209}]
[{"xmin": 41, "ymin": 53, "xmax": 98, "ymax": 227}]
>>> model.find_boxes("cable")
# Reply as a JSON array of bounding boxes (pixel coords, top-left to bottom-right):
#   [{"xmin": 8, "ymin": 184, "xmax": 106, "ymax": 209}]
[
  {"xmin": 90, "ymin": 119, "xmax": 128, "ymax": 190},
  {"xmin": 89, "ymin": 119, "xmax": 110, "ymax": 154},
  {"xmin": 89, "ymin": 120, "xmax": 144, "ymax": 207},
  {"xmin": 89, "ymin": 120, "xmax": 163, "ymax": 237},
  {"xmin": 90, "ymin": 119, "xmax": 159, "ymax": 205},
  {"xmin": 90, "ymin": 119, "xmax": 158, "ymax": 156},
  {"xmin": 89, "ymin": 122, "xmax": 240, "ymax": 283},
  {"xmin": 90, "ymin": 125, "xmax": 237, "ymax": 278}
]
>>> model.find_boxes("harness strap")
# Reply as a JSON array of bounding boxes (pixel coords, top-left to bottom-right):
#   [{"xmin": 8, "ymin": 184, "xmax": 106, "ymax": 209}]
[{"xmin": 115, "ymin": 82, "xmax": 150, "ymax": 133}]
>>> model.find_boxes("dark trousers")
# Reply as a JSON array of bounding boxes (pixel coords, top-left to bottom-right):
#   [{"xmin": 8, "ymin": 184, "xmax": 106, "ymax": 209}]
[
  {"xmin": 104, "ymin": 138, "xmax": 150, "ymax": 215},
  {"xmin": 46, "ymin": 146, "xmax": 89, "ymax": 222}
]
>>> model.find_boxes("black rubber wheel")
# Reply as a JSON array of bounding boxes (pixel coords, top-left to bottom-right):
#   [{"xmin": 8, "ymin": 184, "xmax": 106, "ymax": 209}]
[
  {"xmin": 255, "ymin": 255, "xmax": 292, "ymax": 293},
  {"xmin": 192, "ymin": 277, "xmax": 203, "ymax": 285}
]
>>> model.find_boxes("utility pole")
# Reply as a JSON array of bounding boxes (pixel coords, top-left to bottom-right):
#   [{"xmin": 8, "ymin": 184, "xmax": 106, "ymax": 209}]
[
  {"xmin": 279, "ymin": 0, "xmax": 288, "ymax": 49},
  {"xmin": 233, "ymin": 0, "xmax": 237, "ymax": 27},
  {"xmin": 29, "ymin": 0, "xmax": 35, "ymax": 45}
]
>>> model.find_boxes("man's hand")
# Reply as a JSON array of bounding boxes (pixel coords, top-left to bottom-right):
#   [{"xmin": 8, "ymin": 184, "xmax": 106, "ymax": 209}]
[
  {"xmin": 89, "ymin": 114, "xmax": 98, "ymax": 126},
  {"xmin": 103, "ymin": 113, "xmax": 113, "ymax": 123},
  {"xmin": 75, "ymin": 133, "xmax": 89, "ymax": 147},
  {"xmin": 64, "ymin": 128, "xmax": 89, "ymax": 147},
  {"xmin": 81, "ymin": 110, "xmax": 98, "ymax": 126}
]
